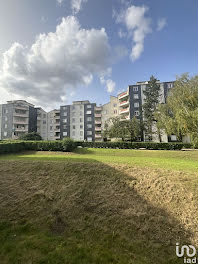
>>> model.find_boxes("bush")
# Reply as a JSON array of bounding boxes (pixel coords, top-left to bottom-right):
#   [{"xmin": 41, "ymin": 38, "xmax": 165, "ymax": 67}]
[
  {"xmin": 76, "ymin": 141, "xmax": 187, "ymax": 150},
  {"xmin": 0, "ymin": 142, "xmax": 25, "ymax": 154},
  {"xmin": 19, "ymin": 132, "xmax": 42, "ymax": 141},
  {"xmin": 62, "ymin": 138, "xmax": 76, "ymax": 152}
]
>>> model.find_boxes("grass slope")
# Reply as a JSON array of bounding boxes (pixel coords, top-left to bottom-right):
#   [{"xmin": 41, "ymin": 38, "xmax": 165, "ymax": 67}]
[{"xmin": 0, "ymin": 149, "xmax": 198, "ymax": 264}]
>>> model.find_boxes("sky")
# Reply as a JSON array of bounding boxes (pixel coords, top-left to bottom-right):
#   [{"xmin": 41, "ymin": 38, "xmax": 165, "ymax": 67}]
[{"xmin": 0, "ymin": 0, "xmax": 198, "ymax": 111}]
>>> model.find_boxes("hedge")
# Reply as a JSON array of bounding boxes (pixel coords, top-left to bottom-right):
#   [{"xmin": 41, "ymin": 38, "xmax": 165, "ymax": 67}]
[
  {"xmin": 0, "ymin": 142, "xmax": 26, "ymax": 154},
  {"xmin": 0, "ymin": 140, "xmax": 193, "ymax": 155},
  {"xmin": 76, "ymin": 141, "xmax": 191, "ymax": 150}
]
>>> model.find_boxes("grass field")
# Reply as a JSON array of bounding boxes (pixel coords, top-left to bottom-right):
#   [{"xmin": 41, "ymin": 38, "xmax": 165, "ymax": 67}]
[{"xmin": 0, "ymin": 148, "xmax": 198, "ymax": 264}]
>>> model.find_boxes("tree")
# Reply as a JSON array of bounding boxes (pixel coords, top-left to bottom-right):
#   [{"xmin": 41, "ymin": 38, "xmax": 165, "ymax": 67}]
[
  {"xmin": 155, "ymin": 73, "xmax": 198, "ymax": 143},
  {"xmin": 143, "ymin": 76, "xmax": 160, "ymax": 141},
  {"xmin": 102, "ymin": 121, "xmax": 110, "ymax": 141},
  {"xmin": 19, "ymin": 132, "xmax": 42, "ymax": 141},
  {"xmin": 108, "ymin": 117, "xmax": 128, "ymax": 141},
  {"xmin": 126, "ymin": 117, "xmax": 141, "ymax": 143}
]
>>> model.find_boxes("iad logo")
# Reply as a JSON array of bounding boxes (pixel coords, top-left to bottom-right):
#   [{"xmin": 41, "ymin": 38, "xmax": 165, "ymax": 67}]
[{"xmin": 176, "ymin": 243, "xmax": 197, "ymax": 263}]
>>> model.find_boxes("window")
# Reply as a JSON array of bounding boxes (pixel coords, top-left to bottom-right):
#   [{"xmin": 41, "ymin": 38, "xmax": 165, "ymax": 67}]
[
  {"xmin": 63, "ymin": 132, "xmax": 67, "ymax": 137},
  {"xmin": 63, "ymin": 112, "xmax": 67, "ymax": 116},
  {"xmin": 72, "ymin": 118, "xmax": 75, "ymax": 123},
  {"xmin": 72, "ymin": 106, "xmax": 75, "ymax": 110},
  {"xmin": 87, "ymin": 117, "xmax": 92, "ymax": 122},
  {"xmin": 43, "ymin": 120, "xmax": 46, "ymax": 124},
  {"xmin": 4, "ymin": 132, "xmax": 7, "ymax": 137},
  {"xmin": 80, "ymin": 111, "xmax": 83, "ymax": 116},
  {"xmin": 50, "ymin": 126, "xmax": 53, "ymax": 131},
  {"xmin": 113, "ymin": 104, "xmax": 117, "ymax": 107},
  {"xmin": 87, "ymin": 137, "xmax": 92, "ymax": 142},
  {"xmin": 134, "ymin": 111, "xmax": 139, "ymax": 116},
  {"xmin": 4, "ymin": 109, "xmax": 8, "ymax": 114},
  {"xmin": 87, "ymin": 131, "xmax": 92, "ymax": 136},
  {"xmin": 72, "ymin": 112, "xmax": 76, "ymax": 117},
  {"xmin": 72, "ymin": 131, "xmax": 75, "ymax": 136},
  {"xmin": 73, "ymin": 125, "xmax": 76, "ymax": 129},
  {"xmin": 134, "ymin": 94, "xmax": 139, "ymax": 99},
  {"xmin": 87, "ymin": 124, "xmax": 92, "ymax": 129},
  {"xmin": 103, "ymin": 110, "xmax": 108, "ymax": 114},
  {"xmin": 80, "ymin": 125, "xmax": 83, "ymax": 129},
  {"xmin": 4, "ymin": 124, "xmax": 7, "ymax": 129},
  {"xmin": 87, "ymin": 105, "xmax": 92, "ymax": 109},
  {"xmin": 5, "ymin": 117, "xmax": 8, "ymax": 121},
  {"xmin": 63, "ymin": 106, "xmax": 67, "ymax": 110},
  {"xmin": 86, "ymin": 111, "xmax": 92, "ymax": 115},
  {"xmin": 80, "ymin": 131, "xmax": 83, "ymax": 136},
  {"xmin": 43, "ymin": 114, "xmax": 46, "ymax": 118},
  {"xmin": 80, "ymin": 118, "xmax": 83, "ymax": 123},
  {"xmin": 134, "ymin": 102, "xmax": 139, "ymax": 108},
  {"xmin": 167, "ymin": 83, "xmax": 173, "ymax": 88},
  {"xmin": 63, "ymin": 119, "xmax": 67, "ymax": 123},
  {"xmin": 63, "ymin": 125, "xmax": 67, "ymax": 129},
  {"xmin": 114, "ymin": 110, "xmax": 117, "ymax": 114},
  {"xmin": 133, "ymin": 86, "xmax": 138, "ymax": 92}
]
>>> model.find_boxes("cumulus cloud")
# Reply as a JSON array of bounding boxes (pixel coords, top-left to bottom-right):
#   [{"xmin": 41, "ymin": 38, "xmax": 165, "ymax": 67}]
[
  {"xmin": 56, "ymin": 0, "xmax": 64, "ymax": 5},
  {"xmin": 157, "ymin": 18, "xmax": 167, "ymax": 31},
  {"xmin": 100, "ymin": 71, "xmax": 116, "ymax": 93},
  {"xmin": 71, "ymin": 0, "xmax": 88, "ymax": 14},
  {"xmin": 0, "ymin": 16, "xmax": 111, "ymax": 107},
  {"xmin": 115, "ymin": 5, "xmax": 152, "ymax": 61},
  {"xmin": 118, "ymin": 28, "xmax": 127, "ymax": 38}
]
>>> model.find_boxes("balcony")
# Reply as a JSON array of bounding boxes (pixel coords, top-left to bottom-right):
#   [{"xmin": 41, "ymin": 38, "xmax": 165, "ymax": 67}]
[
  {"xmin": 14, "ymin": 106, "xmax": 29, "ymax": 111},
  {"xmin": 14, "ymin": 127, "xmax": 28, "ymax": 132},
  {"xmin": 119, "ymin": 100, "xmax": 129, "ymax": 107},
  {"xmin": 13, "ymin": 112, "xmax": 28, "ymax": 118},
  {"xmin": 13, "ymin": 119, "xmax": 28, "ymax": 125},
  {"xmin": 95, "ymin": 114, "xmax": 102, "ymax": 118},
  {"xmin": 95, "ymin": 120, "xmax": 101, "ymax": 124},
  {"xmin": 119, "ymin": 108, "xmax": 129, "ymax": 114},
  {"xmin": 95, "ymin": 127, "xmax": 102, "ymax": 131},
  {"xmin": 54, "ymin": 128, "xmax": 60, "ymax": 132},
  {"xmin": 121, "ymin": 115, "xmax": 130, "ymax": 121},
  {"xmin": 95, "ymin": 133, "xmax": 102, "ymax": 138},
  {"xmin": 118, "ymin": 91, "xmax": 129, "ymax": 100},
  {"xmin": 95, "ymin": 107, "xmax": 102, "ymax": 111}
]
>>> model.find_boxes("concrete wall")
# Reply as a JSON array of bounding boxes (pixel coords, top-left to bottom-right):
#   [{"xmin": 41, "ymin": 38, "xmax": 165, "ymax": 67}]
[{"xmin": 101, "ymin": 96, "xmax": 119, "ymax": 129}]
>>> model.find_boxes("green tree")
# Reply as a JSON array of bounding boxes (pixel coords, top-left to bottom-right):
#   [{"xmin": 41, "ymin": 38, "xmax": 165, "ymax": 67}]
[
  {"xmin": 155, "ymin": 73, "xmax": 198, "ymax": 143},
  {"xmin": 108, "ymin": 117, "xmax": 128, "ymax": 141},
  {"xmin": 19, "ymin": 132, "xmax": 42, "ymax": 141},
  {"xmin": 143, "ymin": 76, "xmax": 160, "ymax": 141},
  {"xmin": 126, "ymin": 117, "xmax": 141, "ymax": 143}
]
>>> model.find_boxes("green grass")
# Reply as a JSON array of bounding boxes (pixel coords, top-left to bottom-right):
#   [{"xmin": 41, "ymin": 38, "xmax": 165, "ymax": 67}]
[
  {"xmin": 1, "ymin": 148, "xmax": 198, "ymax": 263},
  {"xmin": 1, "ymin": 148, "xmax": 198, "ymax": 172}
]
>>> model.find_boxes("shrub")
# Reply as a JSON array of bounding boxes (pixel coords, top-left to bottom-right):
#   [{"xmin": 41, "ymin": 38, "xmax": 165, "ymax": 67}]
[
  {"xmin": 19, "ymin": 132, "xmax": 42, "ymax": 141},
  {"xmin": 76, "ymin": 141, "xmax": 186, "ymax": 150},
  {"xmin": 0, "ymin": 142, "xmax": 25, "ymax": 154},
  {"xmin": 62, "ymin": 138, "xmax": 76, "ymax": 152}
]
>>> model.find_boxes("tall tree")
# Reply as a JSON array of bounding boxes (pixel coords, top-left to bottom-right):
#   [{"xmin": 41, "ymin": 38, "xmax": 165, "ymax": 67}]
[
  {"xmin": 155, "ymin": 73, "xmax": 198, "ymax": 143},
  {"xmin": 143, "ymin": 76, "xmax": 161, "ymax": 141},
  {"xmin": 126, "ymin": 117, "xmax": 141, "ymax": 143},
  {"xmin": 108, "ymin": 117, "xmax": 128, "ymax": 141}
]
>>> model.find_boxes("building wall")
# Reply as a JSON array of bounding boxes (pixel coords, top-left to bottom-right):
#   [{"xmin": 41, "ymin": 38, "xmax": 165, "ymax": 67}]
[
  {"xmin": 47, "ymin": 110, "xmax": 60, "ymax": 140},
  {"xmin": 101, "ymin": 96, "xmax": 119, "ymax": 129},
  {"xmin": 1, "ymin": 104, "xmax": 13, "ymax": 139},
  {"xmin": 36, "ymin": 108, "xmax": 47, "ymax": 140},
  {"xmin": 60, "ymin": 105, "xmax": 70, "ymax": 140},
  {"xmin": 70, "ymin": 103, "xmax": 85, "ymax": 141},
  {"xmin": 84, "ymin": 103, "xmax": 95, "ymax": 142}
]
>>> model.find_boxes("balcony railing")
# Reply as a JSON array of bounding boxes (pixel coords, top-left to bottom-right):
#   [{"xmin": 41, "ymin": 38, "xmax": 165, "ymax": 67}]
[
  {"xmin": 95, "ymin": 120, "xmax": 101, "ymax": 124},
  {"xmin": 95, "ymin": 133, "xmax": 102, "ymax": 138},
  {"xmin": 119, "ymin": 108, "xmax": 129, "ymax": 114},
  {"xmin": 95, "ymin": 114, "xmax": 102, "ymax": 118},
  {"xmin": 118, "ymin": 91, "xmax": 129, "ymax": 99},
  {"xmin": 13, "ymin": 112, "xmax": 28, "ymax": 118},
  {"xmin": 120, "ymin": 100, "xmax": 129, "ymax": 106},
  {"xmin": 95, "ymin": 127, "xmax": 102, "ymax": 131},
  {"xmin": 95, "ymin": 107, "xmax": 102, "ymax": 111}
]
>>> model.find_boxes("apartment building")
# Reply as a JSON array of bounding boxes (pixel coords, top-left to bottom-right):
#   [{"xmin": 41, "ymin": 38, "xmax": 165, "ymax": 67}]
[
  {"xmin": 101, "ymin": 96, "xmax": 119, "ymax": 128},
  {"xmin": 36, "ymin": 108, "xmax": 47, "ymax": 140},
  {"xmin": 118, "ymin": 81, "xmax": 174, "ymax": 142},
  {"xmin": 95, "ymin": 105, "xmax": 102, "ymax": 141},
  {"xmin": 0, "ymin": 100, "xmax": 37, "ymax": 140},
  {"xmin": 60, "ymin": 101, "xmax": 96, "ymax": 142},
  {"xmin": 47, "ymin": 109, "xmax": 61, "ymax": 140}
]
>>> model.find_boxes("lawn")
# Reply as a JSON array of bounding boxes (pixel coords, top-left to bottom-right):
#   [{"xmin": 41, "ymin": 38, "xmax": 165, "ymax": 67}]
[{"xmin": 0, "ymin": 148, "xmax": 198, "ymax": 264}]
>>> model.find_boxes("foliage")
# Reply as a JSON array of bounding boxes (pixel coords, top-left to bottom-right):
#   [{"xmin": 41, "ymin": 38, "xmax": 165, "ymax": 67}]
[
  {"xmin": 19, "ymin": 132, "xmax": 42, "ymax": 141},
  {"xmin": 0, "ymin": 142, "xmax": 25, "ymax": 154},
  {"xmin": 108, "ymin": 117, "xmax": 128, "ymax": 141},
  {"xmin": 62, "ymin": 137, "xmax": 76, "ymax": 152},
  {"xmin": 125, "ymin": 117, "xmax": 141, "ymax": 142},
  {"xmin": 143, "ymin": 76, "xmax": 161, "ymax": 140},
  {"xmin": 155, "ymin": 73, "xmax": 198, "ymax": 143}
]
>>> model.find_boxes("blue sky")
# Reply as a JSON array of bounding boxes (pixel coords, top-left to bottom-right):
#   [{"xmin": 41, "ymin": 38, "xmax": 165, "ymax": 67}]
[{"xmin": 0, "ymin": 0, "xmax": 198, "ymax": 110}]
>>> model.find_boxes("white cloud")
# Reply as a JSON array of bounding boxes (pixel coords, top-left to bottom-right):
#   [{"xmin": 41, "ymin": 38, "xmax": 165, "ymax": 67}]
[
  {"xmin": 106, "ymin": 79, "xmax": 116, "ymax": 93},
  {"xmin": 0, "ymin": 16, "xmax": 111, "ymax": 107},
  {"xmin": 157, "ymin": 18, "xmax": 167, "ymax": 31},
  {"xmin": 56, "ymin": 0, "xmax": 64, "ymax": 5},
  {"xmin": 71, "ymin": 0, "xmax": 88, "ymax": 14},
  {"xmin": 115, "ymin": 5, "xmax": 152, "ymax": 61},
  {"xmin": 118, "ymin": 28, "xmax": 127, "ymax": 38}
]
